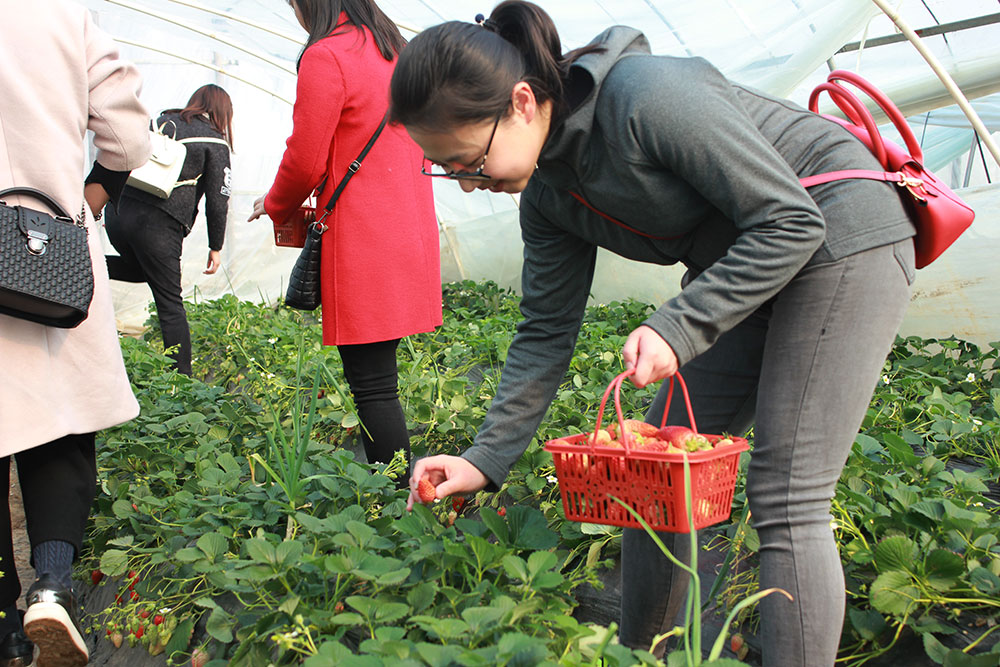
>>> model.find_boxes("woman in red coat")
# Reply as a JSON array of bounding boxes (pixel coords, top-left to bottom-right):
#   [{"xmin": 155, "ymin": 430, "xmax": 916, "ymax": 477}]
[{"xmin": 249, "ymin": 0, "xmax": 441, "ymax": 467}]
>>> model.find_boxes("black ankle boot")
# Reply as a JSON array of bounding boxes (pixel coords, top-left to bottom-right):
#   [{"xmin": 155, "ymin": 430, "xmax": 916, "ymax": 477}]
[{"xmin": 23, "ymin": 574, "xmax": 87, "ymax": 667}]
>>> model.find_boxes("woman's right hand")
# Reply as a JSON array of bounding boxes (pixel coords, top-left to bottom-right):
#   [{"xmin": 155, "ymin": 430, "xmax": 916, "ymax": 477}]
[
  {"xmin": 407, "ymin": 455, "xmax": 489, "ymax": 511},
  {"xmin": 247, "ymin": 195, "xmax": 267, "ymax": 222}
]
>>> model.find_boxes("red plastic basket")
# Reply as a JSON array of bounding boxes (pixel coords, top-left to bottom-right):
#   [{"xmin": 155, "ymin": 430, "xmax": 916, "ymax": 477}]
[
  {"xmin": 272, "ymin": 205, "xmax": 316, "ymax": 248},
  {"xmin": 544, "ymin": 370, "xmax": 748, "ymax": 533}
]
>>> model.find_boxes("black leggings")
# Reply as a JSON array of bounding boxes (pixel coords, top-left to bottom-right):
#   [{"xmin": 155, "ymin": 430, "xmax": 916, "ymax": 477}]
[
  {"xmin": 0, "ymin": 433, "xmax": 97, "ymax": 606},
  {"xmin": 337, "ymin": 339, "xmax": 409, "ymax": 466}
]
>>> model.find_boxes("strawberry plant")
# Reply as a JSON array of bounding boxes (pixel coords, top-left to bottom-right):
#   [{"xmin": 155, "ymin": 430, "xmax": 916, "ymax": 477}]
[{"xmin": 78, "ymin": 284, "xmax": 997, "ymax": 665}]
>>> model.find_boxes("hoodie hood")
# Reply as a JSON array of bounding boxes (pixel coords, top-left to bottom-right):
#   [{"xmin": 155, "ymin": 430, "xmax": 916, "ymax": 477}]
[{"xmin": 536, "ymin": 26, "xmax": 651, "ymax": 190}]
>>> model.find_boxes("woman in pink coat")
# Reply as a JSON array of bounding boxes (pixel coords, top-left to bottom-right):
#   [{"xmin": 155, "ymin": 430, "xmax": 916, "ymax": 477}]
[
  {"xmin": 249, "ymin": 0, "xmax": 441, "ymax": 469},
  {"xmin": 0, "ymin": 0, "xmax": 150, "ymax": 663}
]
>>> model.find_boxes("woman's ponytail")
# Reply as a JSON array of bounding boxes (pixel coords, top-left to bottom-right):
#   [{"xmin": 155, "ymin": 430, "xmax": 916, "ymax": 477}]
[
  {"xmin": 390, "ymin": 1, "xmax": 601, "ymax": 131},
  {"xmin": 485, "ymin": 1, "xmax": 565, "ymax": 111}
]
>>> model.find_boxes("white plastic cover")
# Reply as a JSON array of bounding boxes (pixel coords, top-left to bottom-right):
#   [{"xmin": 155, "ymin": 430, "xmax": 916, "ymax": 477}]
[{"xmin": 80, "ymin": 0, "xmax": 1000, "ymax": 345}]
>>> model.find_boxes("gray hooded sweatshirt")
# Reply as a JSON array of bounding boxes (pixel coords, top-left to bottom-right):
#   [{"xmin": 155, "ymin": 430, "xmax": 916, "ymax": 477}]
[{"xmin": 461, "ymin": 27, "xmax": 914, "ymax": 488}]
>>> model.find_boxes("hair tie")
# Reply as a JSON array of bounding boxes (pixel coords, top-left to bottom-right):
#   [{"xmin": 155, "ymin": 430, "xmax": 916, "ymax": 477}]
[{"xmin": 474, "ymin": 13, "xmax": 498, "ymax": 32}]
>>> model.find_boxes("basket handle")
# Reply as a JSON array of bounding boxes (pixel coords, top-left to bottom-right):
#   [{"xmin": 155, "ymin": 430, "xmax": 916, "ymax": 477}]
[{"xmin": 590, "ymin": 370, "xmax": 698, "ymax": 453}]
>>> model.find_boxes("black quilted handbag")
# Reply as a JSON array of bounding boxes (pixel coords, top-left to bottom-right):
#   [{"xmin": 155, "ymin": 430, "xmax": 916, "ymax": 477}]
[
  {"xmin": 0, "ymin": 187, "xmax": 94, "ymax": 328},
  {"xmin": 283, "ymin": 114, "xmax": 387, "ymax": 311},
  {"xmin": 284, "ymin": 222, "xmax": 324, "ymax": 310}
]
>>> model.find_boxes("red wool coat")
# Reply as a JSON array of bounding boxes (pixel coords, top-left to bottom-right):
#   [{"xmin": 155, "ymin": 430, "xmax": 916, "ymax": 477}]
[{"xmin": 265, "ymin": 24, "xmax": 441, "ymax": 346}]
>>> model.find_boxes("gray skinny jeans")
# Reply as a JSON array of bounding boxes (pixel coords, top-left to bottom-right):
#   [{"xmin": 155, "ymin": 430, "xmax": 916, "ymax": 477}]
[{"xmin": 619, "ymin": 239, "xmax": 915, "ymax": 666}]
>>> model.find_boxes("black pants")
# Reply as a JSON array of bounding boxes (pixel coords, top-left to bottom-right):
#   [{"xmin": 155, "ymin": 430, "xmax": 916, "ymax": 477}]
[
  {"xmin": 337, "ymin": 339, "xmax": 410, "ymax": 466},
  {"xmin": 0, "ymin": 434, "xmax": 97, "ymax": 606},
  {"xmin": 105, "ymin": 200, "xmax": 192, "ymax": 375}
]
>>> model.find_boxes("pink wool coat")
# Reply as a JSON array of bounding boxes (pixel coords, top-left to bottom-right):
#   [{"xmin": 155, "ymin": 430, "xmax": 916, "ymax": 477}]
[
  {"xmin": 0, "ymin": 0, "xmax": 151, "ymax": 455},
  {"xmin": 264, "ymin": 22, "xmax": 442, "ymax": 346}
]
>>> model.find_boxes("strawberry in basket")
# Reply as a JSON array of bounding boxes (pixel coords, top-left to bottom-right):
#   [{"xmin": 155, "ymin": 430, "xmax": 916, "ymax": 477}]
[{"xmin": 658, "ymin": 425, "xmax": 714, "ymax": 452}]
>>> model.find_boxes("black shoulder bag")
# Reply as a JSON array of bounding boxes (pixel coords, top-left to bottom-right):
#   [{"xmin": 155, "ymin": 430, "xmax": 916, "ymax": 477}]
[
  {"xmin": 0, "ymin": 187, "xmax": 94, "ymax": 328},
  {"xmin": 285, "ymin": 114, "xmax": 388, "ymax": 311}
]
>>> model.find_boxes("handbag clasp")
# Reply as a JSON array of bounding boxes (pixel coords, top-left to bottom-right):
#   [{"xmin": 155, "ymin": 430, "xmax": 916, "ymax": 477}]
[
  {"xmin": 26, "ymin": 229, "xmax": 49, "ymax": 255},
  {"xmin": 893, "ymin": 172, "xmax": 928, "ymax": 204}
]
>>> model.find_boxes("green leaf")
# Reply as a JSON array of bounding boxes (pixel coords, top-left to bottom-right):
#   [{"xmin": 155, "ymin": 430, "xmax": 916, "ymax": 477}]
[
  {"xmin": 406, "ymin": 582, "xmax": 436, "ymax": 613},
  {"xmin": 99, "ymin": 549, "xmax": 128, "ymax": 577},
  {"xmin": 923, "ymin": 549, "xmax": 965, "ymax": 591},
  {"xmin": 969, "ymin": 567, "xmax": 1000, "ymax": 595},
  {"xmin": 480, "ymin": 508, "xmax": 509, "ymax": 544},
  {"xmin": 206, "ymin": 606, "xmax": 235, "ymax": 643},
  {"xmin": 883, "ymin": 432, "xmax": 921, "ymax": 466},
  {"xmin": 276, "ymin": 540, "xmax": 303, "ymax": 568},
  {"xmin": 874, "ymin": 536, "xmax": 917, "ymax": 572},
  {"xmin": 501, "ymin": 555, "xmax": 528, "ymax": 582},
  {"xmin": 327, "ymin": 612, "xmax": 364, "ymax": 626},
  {"xmin": 923, "ymin": 633, "xmax": 949, "ymax": 664},
  {"xmin": 111, "ymin": 499, "xmax": 135, "ymax": 519},
  {"xmin": 461, "ymin": 606, "xmax": 508, "ymax": 635},
  {"xmin": 943, "ymin": 650, "xmax": 1000, "ymax": 667},
  {"xmin": 163, "ymin": 617, "xmax": 195, "ymax": 658},
  {"xmin": 848, "ymin": 607, "xmax": 888, "ymax": 641},
  {"xmin": 197, "ymin": 533, "xmax": 228, "ymax": 561},
  {"xmin": 173, "ymin": 547, "xmax": 205, "ymax": 563},
  {"xmin": 870, "ymin": 571, "xmax": 920, "ymax": 616},
  {"xmin": 375, "ymin": 567, "xmax": 411, "ymax": 587},
  {"xmin": 854, "ymin": 433, "xmax": 885, "ymax": 457},
  {"xmin": 526, "ymin": 550, "xmax": 557, "ymax": 578},
  {"xmin": 245, "ymin": 538, "xmax": 276, "ymax": 566},
  {"xmin": 278, "ymin": 594, "xmax": 300, "ymax": 616}
]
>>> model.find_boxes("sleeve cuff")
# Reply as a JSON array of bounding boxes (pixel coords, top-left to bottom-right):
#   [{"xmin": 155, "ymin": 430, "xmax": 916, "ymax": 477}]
[{"xmin": 85, "ymin": 162, "xmax": 130, "ymax": 211}]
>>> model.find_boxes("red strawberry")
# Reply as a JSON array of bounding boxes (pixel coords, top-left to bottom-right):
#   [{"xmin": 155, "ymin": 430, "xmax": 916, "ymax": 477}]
[
  {"xmin": 139, "ymin": 609, "xmax": 150, "ymax": 619},
  {"xmin": 91, "ymin": 570, "xmax": 104, "ymax": 585},
  {"xmin": 731, "ymin": 633, "xmax": 744, "ymax": 653},
  {"xmin": 130, "ymin": 591, "xmax": 139, "ymax": 601},
  {"xmin": 658, "ymin": 425, "xmax": 713, "ymax": 451},
  {"xmin": 128, "ymin": 570, "xmax": 138, "ymax": 580},
  {"xmin": 657, "ymin": 425, "xmax": 694, "ymax": 445},
  {"xmin": 452, "ymin": 496, "xmax": 466, "ymax": 512},
  {"xmin": 416, "ymin": 478, "xmax": 436, "ymax": 503},
  {"xmin": 153, "ymin": 614, "xmax": 164, "ymax": 626},
  {"xmin": 135, "ymin": 624, "xmax": 144, "ymax": 639},
  {"xmin": 497, "ymin": 507, "xmax": 507, "ymax": 517}
]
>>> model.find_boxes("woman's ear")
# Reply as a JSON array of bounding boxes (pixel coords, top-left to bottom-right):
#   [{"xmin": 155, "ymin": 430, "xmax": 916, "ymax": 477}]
[{"xmin": 511, "ymin": 82, "xmax": 537, "ymax": 124}]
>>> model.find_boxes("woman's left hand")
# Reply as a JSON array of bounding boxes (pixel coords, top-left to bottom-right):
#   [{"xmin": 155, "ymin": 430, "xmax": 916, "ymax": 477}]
[
  {"xmin": 247, "ymin": 195, "xmax": 267, "ymax": 222},
  {"xmin": 622, "ymin": 325, "xmax": 679, "ymax": 388},
  {"xmin": 204, "ymin": 250, "xmax": 221, "ymax": 274}
]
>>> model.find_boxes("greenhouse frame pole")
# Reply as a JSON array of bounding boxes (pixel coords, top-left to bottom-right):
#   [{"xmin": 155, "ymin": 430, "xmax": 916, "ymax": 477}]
[{"xmin": 869, "ymin": 0, "xmax": 1000, "ymax": 165}]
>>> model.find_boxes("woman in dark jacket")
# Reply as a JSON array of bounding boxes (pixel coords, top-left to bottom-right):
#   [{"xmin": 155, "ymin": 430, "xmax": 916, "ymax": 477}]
[
  {"xmin": 105, "ymin": 84, "xmax": 234, "ymax": 376},
  {"xmin": 394, "ymin": 3, "xmax": 917, "ymax": 666}
]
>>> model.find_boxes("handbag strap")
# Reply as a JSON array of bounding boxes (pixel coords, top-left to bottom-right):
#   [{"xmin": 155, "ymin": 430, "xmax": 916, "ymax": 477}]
[
  {"xmin": 178, "ymin": 137, "xmax": 231, "ymax": 149},
  {"xmin": 799, "ymin": 168, "xmax": 929, "ymax": 203},
  {"xmin": 315, "ymin": 113, "xmax": 389, "ymax": 228},
  {"xmin": 0, "ymin": 187, "xmax": 73, "ymax": 219}
]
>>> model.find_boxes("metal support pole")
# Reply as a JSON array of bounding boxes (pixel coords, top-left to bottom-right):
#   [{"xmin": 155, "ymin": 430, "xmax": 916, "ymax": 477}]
[{"xmin": 869, "ymin": 0, "xmax": 1000, "ymax": 166}]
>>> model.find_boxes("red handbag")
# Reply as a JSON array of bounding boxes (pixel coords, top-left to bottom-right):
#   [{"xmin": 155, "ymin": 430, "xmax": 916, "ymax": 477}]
[{"xmin": 800, "ymin": 69, "xmax": 975, "ymax": 269}]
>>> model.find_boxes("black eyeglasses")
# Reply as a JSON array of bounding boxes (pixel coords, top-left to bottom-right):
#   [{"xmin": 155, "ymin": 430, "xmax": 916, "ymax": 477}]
[{"xmin": 421, "ymin": 115, "xmax": 502, "ymax": 181}]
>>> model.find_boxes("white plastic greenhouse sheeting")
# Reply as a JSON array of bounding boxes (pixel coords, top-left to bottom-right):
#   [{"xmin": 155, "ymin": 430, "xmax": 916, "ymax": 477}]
[{"xmin": 81, "ymin": 0, "xmax": 1000, "ymax": 345}]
